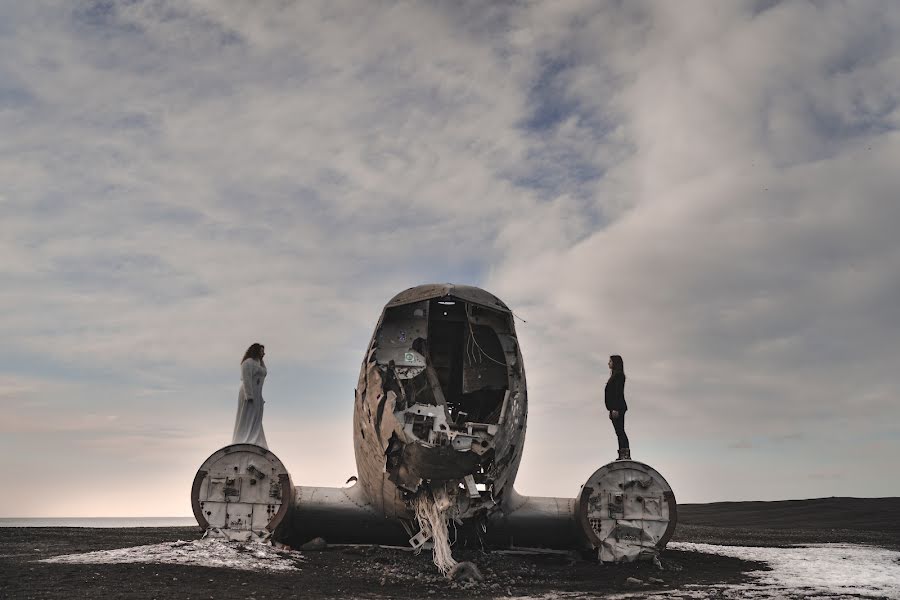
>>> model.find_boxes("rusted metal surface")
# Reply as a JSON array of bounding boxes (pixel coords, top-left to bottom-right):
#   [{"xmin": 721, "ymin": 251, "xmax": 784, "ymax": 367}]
[
  {"xmin": 191, "ymin": 444, "xmax": 294, "ymax": 541},
  {"xmin": 575, "ymin": 460, "xmax": 677, "ymax": 562}
]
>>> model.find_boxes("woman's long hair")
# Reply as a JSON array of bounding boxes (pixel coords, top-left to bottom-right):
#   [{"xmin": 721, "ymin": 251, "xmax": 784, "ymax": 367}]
[
  {"xmin": 609, "ymin": 354, "xmax": 625, "ymax": 380},
  {"xmin": 242, "ymin": 343, "xmax": 265, "ymax": 366}
]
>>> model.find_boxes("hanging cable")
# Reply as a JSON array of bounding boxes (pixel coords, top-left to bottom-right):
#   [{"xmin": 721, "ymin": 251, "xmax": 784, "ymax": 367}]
[
  {"xmin": 465, "ymin": 305, "xmax": 507, "ymax": 367},
  {"xmin": 466, "ymin": 324, "xmax": 475, "ymax": 366}
]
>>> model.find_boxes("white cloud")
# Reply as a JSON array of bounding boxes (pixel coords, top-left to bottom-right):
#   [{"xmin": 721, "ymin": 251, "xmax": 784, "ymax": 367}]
[
  {"xmin": 490, "ymin": 0, "xmax": 900, "ymax": 498},
  {"xmin": 1, "ymin": 1, "xmax": 898, "ymax": 515}
]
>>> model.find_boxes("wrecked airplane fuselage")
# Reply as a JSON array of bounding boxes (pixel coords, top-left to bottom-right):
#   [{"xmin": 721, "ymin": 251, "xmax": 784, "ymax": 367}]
[
  {"xmin": 353, "ymin": 284, "xmax": 527, "ymax": 529},
  {"xmin": 191, "ymin": 283, "xmax": 676, "ymax": 564}
]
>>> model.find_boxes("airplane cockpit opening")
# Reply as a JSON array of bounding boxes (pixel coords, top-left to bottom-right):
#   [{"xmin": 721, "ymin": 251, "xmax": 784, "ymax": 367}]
[
  {"xmin": 436, "ymin": 300, "xmax": 509, "ymax": 426},
  {"xmin": 369, "ymin": 291, "xmax": 522, "ymax": 502},
  {"xmin": 379, "ymin": 296, "xmax": 510, "ymax": 421}
]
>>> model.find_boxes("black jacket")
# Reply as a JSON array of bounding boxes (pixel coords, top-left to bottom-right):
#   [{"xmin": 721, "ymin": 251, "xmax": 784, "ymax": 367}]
[{"xmin": 604, "ymin": 372, "xmax": 627, "ymax": 412}]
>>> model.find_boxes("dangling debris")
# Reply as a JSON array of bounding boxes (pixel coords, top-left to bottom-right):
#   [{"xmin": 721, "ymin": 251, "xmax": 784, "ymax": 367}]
[{"xmin": 412, "ymin": 490, "xmax": 457, "ymax": 576}]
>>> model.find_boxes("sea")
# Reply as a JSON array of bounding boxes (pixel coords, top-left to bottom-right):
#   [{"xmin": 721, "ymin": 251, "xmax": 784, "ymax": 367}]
[{"xmin": 0, "ymin": 517, "xmax": 197, "ymax": 527}]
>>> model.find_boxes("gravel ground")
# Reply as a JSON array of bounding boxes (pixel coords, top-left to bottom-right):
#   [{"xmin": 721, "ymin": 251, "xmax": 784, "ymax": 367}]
[
  {"xmin": 0, "ymin": 527, "xmax": 759, "ymax": 599},
  {"xmin": 675, "ymin": 497, "xmax": 900, "ymax": 551},
  {"xmin": 3, "ymin": 497, "xmax": 897, "ymax": 599}
]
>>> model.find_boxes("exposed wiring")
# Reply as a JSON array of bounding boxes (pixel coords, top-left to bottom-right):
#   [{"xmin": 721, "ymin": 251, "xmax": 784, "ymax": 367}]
[
  {"xmin": 466, "ymin": 324, "xmax": 475, "ymax": 365},
  {"xmin": 465, "ymin": 306, "xmax": 507, "ymax": 367},
  {"xmin": 450, "ymin": 515, "xmax": 458, "ymax": 547}
]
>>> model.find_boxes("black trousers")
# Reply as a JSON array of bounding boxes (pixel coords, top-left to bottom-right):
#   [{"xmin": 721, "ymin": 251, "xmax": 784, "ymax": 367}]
[{"xmin": 611, "ymin": 412, "xmax": 629, "ymax": 449}]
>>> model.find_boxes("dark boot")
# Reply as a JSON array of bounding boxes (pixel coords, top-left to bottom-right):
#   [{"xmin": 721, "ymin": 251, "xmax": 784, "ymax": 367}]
[{"xmin": 617, "ymin": 448, "xmax": 631, "ymax": 460}]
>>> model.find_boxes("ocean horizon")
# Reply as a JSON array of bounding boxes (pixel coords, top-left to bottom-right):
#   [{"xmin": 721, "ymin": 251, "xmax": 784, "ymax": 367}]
[{"xmin": 0, "ymin": 517, "xmax": 198, "ymax": 528}]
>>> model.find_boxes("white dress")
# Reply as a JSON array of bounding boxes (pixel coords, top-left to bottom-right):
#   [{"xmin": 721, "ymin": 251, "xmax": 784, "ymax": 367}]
[{"xmin": 231, "ymin": 358, "xmax": 268, "ymax": 448}]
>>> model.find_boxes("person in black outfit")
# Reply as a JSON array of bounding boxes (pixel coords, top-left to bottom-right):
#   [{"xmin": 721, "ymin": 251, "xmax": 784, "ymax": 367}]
[{"xmin": 605, "ymin": 354, "xmax": 630, "ymax": 460}]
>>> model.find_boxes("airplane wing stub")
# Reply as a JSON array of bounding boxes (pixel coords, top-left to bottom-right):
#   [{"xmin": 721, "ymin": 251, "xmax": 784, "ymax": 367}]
[
  {"xmin": 284, "ymin": 483, "xmax": 410, "ymax": 547},
  {"xmin": 191, "ymin": 444, "xmax": 294, "ymax": 542},
  {"xmin": 575, "ymin": 460, "xmax": 678, "ymax": 562}
]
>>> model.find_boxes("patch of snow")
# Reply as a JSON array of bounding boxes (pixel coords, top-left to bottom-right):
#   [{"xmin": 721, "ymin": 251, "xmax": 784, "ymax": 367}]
[
  {"xmin": 608, "ymin": 542, "xmax": 900, "ymax": 600},
  {"xmin": 39, "ymin": 539, "xmax": 302, "ymax": 573},
  {"xmin": 672, "ymin": 542, "xmax": 900, "ymax": 599},
  {"xmin": 503, "ymin": 543, "xmax": 900, "ymax": 600}
]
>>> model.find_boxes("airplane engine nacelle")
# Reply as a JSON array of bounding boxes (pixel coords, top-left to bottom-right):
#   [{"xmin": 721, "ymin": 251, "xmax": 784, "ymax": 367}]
[
  {"xmin": 575, "ymin": 460, "xmax": 677, "ymax": 562},
  {"xmin": 191, "ymin": 444, "xmax": 294, "ymax": 541}
]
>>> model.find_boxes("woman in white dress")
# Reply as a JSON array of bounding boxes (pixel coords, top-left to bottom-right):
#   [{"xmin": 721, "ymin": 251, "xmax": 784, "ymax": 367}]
[{"xmin": 232, "ymin": 343, "xmax": 268, "ymax": 448}]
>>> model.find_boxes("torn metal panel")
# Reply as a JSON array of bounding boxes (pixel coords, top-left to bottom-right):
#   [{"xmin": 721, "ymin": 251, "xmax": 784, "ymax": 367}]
[
  {"xmin": 408, "ymin": 527, "xmax": 432, "ymax": 550},
  {"xmin": 375, "ymin": 300, "xmax": 429, "ymax": 372},
  {"xmin": 400, "ymin": 403, "xmax": 449, "ymax": 444}
]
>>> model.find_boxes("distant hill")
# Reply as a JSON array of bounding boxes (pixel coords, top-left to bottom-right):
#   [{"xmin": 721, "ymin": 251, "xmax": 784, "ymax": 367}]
[{"xmin": 677, "ymin": 497, "xmax": 900, "ymax": 533}]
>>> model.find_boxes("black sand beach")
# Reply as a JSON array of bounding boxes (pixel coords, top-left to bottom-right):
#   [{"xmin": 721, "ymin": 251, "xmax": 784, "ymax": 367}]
[{"xmin": 1, "ymin": 497, "xmax": 897, "ymax": 599}]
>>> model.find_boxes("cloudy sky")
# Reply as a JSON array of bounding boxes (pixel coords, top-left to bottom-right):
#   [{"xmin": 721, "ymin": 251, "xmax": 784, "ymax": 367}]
[{"xmin": 2, "ymin": 0, "xmax": 899, "ymax": 518}]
